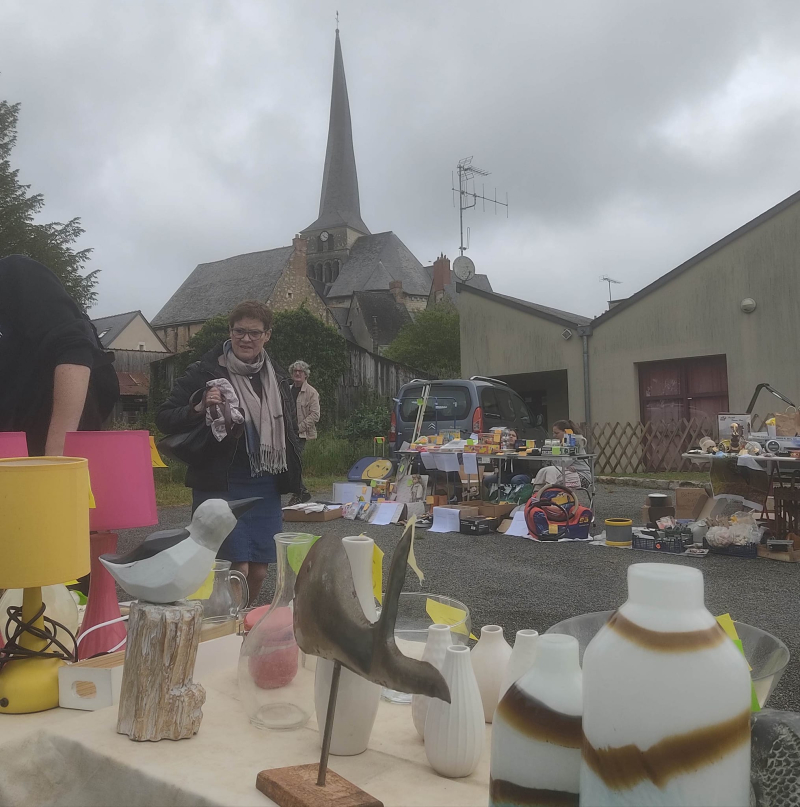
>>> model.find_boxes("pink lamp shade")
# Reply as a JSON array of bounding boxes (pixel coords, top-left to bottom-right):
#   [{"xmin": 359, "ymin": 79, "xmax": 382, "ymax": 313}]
[
  {"xmin": 64, "ymin": 430, "xmax": 157, "ymax": 531},
  {"xmin": 0, "ymin": 432, "xmax": 28, "ymax": 459}
]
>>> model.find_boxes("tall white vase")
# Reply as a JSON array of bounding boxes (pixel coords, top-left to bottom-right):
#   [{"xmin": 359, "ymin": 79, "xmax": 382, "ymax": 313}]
[
  {"xmin": 470, "ymin": 624, "xmax": 512, "ymax": 722},
  {"xmin": 411, "ymin": 624, "xmax": 453, "ymax": 738},
  {"xmin": 490, "ymin": 634, "xmax": 582, "ymax": 806},
  {"xmin": 580, "ymin": 563, "xmax": 752, "ymax": 806},
  {"xmin": 498, "ymin": 628, "xmax": 539, "ymax": 701},
  {"xmin": 314, "ymin": 536, "xmax": 381, "ymax": 756},
  {"xmin": 424, "ymin": 645, "xmax": 485, "ymax": 778}
]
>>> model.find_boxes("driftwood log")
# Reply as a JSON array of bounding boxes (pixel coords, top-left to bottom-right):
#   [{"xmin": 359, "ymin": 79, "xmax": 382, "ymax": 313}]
[{"xmin": 117, "ymin": 600, "xmax": 205, "ymax": 741}]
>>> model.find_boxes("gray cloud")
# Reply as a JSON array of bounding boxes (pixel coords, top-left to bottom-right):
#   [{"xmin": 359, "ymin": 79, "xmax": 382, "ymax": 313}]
[{"xmin": 2, "ymin": 0, "xmax": 800, "ymax": 320}]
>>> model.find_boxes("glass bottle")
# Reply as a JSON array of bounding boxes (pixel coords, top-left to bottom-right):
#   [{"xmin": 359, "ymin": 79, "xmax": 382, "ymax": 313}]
[{"xmin": 238, "ymin": 532, "xmax": 317, "ymax": 730}]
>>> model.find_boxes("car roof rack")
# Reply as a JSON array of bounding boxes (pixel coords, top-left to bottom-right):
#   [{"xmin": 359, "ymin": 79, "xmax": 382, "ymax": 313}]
[{"xmin": 469, "ymin": 375, "xmax": 509, "ymax": 387}]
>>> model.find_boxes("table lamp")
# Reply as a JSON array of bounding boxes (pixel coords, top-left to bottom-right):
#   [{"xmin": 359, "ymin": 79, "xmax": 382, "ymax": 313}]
[
  {"xmin": 0, "ymin": 457, "xmax": 90, "ymax": 713},
  {"xmin": 64, "ymin": 431, "xmax": 158, "ymax": 660},
  {"xmin": 0, "ymin": 431, "xmax": 28, "ymax": 458}
]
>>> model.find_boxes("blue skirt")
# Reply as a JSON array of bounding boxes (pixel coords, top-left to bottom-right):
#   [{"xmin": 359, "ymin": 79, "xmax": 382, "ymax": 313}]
[{"xmin": 192, "ymin": 472, "xmax": 282, "ymax": 564}]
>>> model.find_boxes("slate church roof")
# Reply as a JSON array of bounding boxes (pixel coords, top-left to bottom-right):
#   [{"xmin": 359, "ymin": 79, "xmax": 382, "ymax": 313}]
[
  {"xmin": 152, "ymin": 247, "xmax": 292, "ymax": 327},
  {"xmin": 352, "ymin": 290, "xmax": 412, "ymax": 346}
]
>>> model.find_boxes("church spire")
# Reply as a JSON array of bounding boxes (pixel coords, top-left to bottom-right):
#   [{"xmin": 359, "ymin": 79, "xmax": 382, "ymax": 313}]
[{"xmin": 304, "ymin": 27, "xmax": 370, "ymax": 236}]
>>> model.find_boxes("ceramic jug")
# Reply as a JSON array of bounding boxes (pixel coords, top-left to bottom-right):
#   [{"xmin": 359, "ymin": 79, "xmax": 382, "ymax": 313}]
[
  {"xmin": 424, "ymin": 645, "xmax": 485, "ymax": 778},
  {"xmin": 580, "ymin": 563, "xmax": 751, "ymax": 806},
  {"xmin": 195, "ymin": 560, "xmax": 249, "ymax": 623},
  {"xmin": 315, "ymin": 536, "xmax": 381, "ymax": 755},
  {"xmin": 411, "ymin": 624, "xmax": 453, "ymax": 738},
  {"xmin": 471, "ymin": 624, "xmax": 512, "ymax": 722},
  {"xmin": 498, "ymin": 629, "xmax": 539, "ymax": 701},
  {"xmin": 490, "ymin": 634, "xmax": 582, "ymax": 806}
]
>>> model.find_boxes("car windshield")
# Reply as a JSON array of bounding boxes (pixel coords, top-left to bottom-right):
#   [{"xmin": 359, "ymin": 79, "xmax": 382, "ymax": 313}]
[{"xmin": 399, "ymin": 385, "xmax": 471, "ymax": 421}]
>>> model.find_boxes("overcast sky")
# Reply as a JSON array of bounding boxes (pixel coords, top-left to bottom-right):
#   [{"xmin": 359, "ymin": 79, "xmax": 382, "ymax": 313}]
[{"xmin": 3, "ymin": 1, "xmax": 800, "ymax": 320}]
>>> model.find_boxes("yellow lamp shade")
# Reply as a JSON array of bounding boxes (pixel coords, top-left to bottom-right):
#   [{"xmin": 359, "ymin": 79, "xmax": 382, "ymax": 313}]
[{"xmin": 0, "ymin": 457, "xmax": 90, "ymax": 589}]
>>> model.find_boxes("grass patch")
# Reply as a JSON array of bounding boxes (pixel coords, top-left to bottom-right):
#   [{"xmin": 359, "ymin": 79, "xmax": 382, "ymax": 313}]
[
  {"xmin": 156, "ymin": 480, "xmax": 192, "ymax": 507},
  {"xmin": 602, "ymin": 471, "xmax": 707, "ymax": 482},
  {"xmin": 303, "ymin": 432, "xmax": 376, "ymax": 477}
]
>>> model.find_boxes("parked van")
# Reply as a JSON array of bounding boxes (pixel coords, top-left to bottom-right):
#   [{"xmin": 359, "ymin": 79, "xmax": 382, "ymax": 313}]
[{"xmin": 391, "ymin": 376, "xmax": 545, "ymax": 451}]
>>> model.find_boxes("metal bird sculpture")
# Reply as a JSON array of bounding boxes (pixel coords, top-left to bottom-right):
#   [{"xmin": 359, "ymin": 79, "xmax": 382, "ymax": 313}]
[
  {"xmin": 100, "ymin": 498, "xmax": 259, "ymax": 603},
  {"xmin": 293, "ymin": 523, "xmax": 450, "ymax": 703}
]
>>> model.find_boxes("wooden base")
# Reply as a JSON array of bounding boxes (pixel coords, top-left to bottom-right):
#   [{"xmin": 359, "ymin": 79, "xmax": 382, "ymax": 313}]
[
  {"xmin": 116, "ymin": 600, "xmax": 205, "ymax": 741},
  {"xmin": 758, "ymin": 544, "xmax": 800, "ymax": 562},
  {"xmin": 256, "ymin": 764, "xmax": 383, "ymax": 807}
]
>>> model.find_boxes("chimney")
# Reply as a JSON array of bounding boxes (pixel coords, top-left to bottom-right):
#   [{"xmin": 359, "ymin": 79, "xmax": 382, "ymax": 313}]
[
  {"xmin": 291, "ymin": 234, "xmax": 308, "ymax": 278},
  {"xmin": 389, "ymin": 279, "xmax": 403, "ymax": 303},
  {"xmin": 432, "ymin": 253, "xmax": 450, "ymax": 294}
]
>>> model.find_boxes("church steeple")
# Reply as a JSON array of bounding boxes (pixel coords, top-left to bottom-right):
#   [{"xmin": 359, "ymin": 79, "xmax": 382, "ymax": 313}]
[{"xmin": 304, "ymin": 27, "xmax": 369, "ymax": 236}]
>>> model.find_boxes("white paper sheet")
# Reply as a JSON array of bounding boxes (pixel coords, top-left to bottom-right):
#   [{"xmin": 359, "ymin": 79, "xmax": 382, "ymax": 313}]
[
  {"xmin": 503, "ymin": 510, "xmax": 531, "ymax": 537},
  {"xmin": 462, "ymin": 452, "xmax": 479, "ymax": 476},
  {"xmin": 428, "ymin": 506, "xmax": 462, "ymax": 534},
  {"xmin": 419, "ymin": 451, "xmax": 438, "ymax": 470},
  {"xmin": 370, "ymin": 502, "xmax": 402, "ymax": 526},
  {"xmin": 434, "ymin": 453, "xmax": 461, "ymax": 472}
]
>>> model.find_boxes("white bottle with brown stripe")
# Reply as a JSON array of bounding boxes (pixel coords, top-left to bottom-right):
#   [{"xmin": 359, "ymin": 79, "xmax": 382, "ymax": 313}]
[
  {"xmin": 580, "ymin": 563, "xmax": 751, "ymax": 806},
  {"xmin": 490, "ymin": 634, "xmax": 583, "ymax": 806}
]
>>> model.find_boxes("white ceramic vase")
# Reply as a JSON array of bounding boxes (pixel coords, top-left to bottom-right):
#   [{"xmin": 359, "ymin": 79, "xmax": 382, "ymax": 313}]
[
  {"xmin": 580, "ymin": 563, "xmax": 752, "ymax": 806},
  {"xmin": 314, "ymin": 536, "xmax": 381, "ymax": 756},
  {"xmin": 470, "ymin": 624, "xmax": 512, "ymax": 722},
  {"xmin": 490, "ymin": 634, "xmax": 582, "ymax": 806},
  {"xmin": 498, "ymin": 628, "xmax": 539, "ymax": 701},
  {"xmin": 424, "ymin": 645, "xmax": 485, "ymax": 778},
  {"xmin": 411, "ymin": 624, "xmax": 453, "ymax": 738}
]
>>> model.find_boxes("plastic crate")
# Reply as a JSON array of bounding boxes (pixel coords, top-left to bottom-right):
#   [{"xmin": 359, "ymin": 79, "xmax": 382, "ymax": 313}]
[
  {"xmin": 632, "ymin": 533, "xmax": 686, "ymax": 554},
  {"xmin": 702, "ymin": 538, "xmax": 758, "ymax": 559}
]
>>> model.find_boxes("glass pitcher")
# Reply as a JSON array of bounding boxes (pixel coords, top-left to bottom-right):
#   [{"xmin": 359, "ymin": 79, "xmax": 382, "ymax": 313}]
[
  {"xmin": 238, "ymin": 533, "xmax": 318, "ymax": 730},
  {"xmin": 194, "ymin": 560, "xmax": 249, "ymax": 623}
]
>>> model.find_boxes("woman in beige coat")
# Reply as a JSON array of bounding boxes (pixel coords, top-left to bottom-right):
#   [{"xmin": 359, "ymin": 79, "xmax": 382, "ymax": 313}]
[{"xmin": 288, "ymin": 360, "xmax": 320, "ymax": 503}]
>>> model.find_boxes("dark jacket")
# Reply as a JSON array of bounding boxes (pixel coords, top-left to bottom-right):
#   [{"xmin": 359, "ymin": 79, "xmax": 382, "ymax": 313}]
[
  {"xmin": 156, "ymin": 344, "xmax": 303, "ymax": 494},
  {"xmin": 0, "ymin": 255, "xmax": 119, "ymax": 455}
]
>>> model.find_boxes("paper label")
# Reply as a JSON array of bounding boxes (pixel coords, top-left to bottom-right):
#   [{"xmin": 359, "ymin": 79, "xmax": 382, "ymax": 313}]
[
  {"xmin": 149, "ymin": 435, "xmax": 167, "ymax": 468},
  {"xmin": 425, "ymin": 598, "xmax": 478, "ymax": 641},
  {"xmin": 372, "ymin": 544, "xmax": 384, "ymax": 604}
]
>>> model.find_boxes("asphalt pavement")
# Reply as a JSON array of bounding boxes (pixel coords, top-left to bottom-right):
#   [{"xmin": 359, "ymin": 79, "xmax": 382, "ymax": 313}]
[{"xmin": 116, "ymin": 483, "xmax": 800, "ymax": 710}]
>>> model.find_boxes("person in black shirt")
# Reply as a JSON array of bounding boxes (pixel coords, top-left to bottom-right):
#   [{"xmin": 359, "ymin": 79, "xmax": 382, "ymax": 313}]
[{"xmin": 0, "ymin": 255, "xmax": 119, "ymax": 456}]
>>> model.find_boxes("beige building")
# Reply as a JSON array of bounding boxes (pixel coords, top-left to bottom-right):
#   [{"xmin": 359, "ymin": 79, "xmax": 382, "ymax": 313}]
[
  {"xmin": 460, "ymin": 189, "xmax": 800, "ymax": 429},
  {"xmin": 92, "ymin": 310, "xmax": 169, "ymax": 353}
]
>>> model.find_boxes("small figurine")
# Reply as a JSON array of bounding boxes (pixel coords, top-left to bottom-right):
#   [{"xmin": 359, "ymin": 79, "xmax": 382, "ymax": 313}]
[
  {"xmin": 730, "ymin": 422, "xmax": 742, "ymax": 451},
  {"xmin": 99, "ymin": 498, "xmax": 259, "ymax": 603}
]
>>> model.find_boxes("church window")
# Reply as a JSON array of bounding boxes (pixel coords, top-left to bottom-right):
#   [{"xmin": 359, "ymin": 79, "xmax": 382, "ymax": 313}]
[
  {"xmin": 332, "ymin": 260, "xmax": 340, "ymax": 281},
  {"xmin": 323, "ymin": 262, "xmax": 332, "ymax": 283},
  {"xmin": 315, "ymin": 263, "xmax": 323, "ymax": 281}
]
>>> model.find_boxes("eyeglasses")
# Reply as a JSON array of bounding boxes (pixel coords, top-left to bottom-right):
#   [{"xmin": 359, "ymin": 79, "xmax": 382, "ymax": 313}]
[{"xmin": 231, "ymin": 328, "xmax": 267, "ymax": 340}]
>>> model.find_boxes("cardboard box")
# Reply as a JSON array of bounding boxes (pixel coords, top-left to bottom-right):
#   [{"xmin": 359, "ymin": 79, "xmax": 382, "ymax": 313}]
[
  {"xmin": 283, "ymin": 506, "xmax": 342, "ymax": 522},
  {"xmin": 675, "ymin": 488, "xmax": 709, "ymax": 520},
  {"xmin": 460, "ymin": 516, "xmax": 495, "ymax": 535},
  {"xmin": 477, "ymin": 502, "xmax": 516, "ymax": 519},
  {"xmin": 440, "ymin": 505, "xmax": 480, "ymax": 519}
]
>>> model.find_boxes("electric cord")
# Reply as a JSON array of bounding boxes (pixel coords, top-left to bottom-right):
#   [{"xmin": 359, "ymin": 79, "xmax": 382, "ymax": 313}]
[{"xmin": 0, "ymin": 604, "xmax": 77, "ymax": 672}]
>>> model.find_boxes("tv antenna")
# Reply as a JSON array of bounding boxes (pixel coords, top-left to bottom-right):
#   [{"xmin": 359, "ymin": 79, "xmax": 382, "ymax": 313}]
[
  {"xmin": 452, "ymin": 156, "xmax": 508, "ymax": 257},
  {"xmin": 600, "ymin": 275, "xmax": 622, "ymax": 303}
]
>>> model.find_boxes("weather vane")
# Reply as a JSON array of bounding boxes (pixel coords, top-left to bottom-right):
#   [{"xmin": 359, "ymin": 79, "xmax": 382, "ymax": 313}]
[{"xmin": 335, "ymin": 10, "xmax": 339, "ymax": 31}]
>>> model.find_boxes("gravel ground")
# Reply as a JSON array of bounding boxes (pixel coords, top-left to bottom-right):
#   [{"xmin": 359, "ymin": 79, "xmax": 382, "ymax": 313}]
[{"xmin": 117, "ymin": 483, "xmax": 800, "ymax": 710}]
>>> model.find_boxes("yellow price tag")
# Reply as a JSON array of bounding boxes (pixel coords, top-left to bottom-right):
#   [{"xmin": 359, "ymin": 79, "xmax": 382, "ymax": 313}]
[
  {"xmin": 150, "ymin": 435, "xmax": 167, "ymax": 468},
  {"xmin": 87, "ymin": 469, "xmax": 96, "ymax": 509},
  {"xmin": 372, "ymin": 544, "xmax": 384, "ymax": 605},
  {"xmin": 426, "ymin": 598, "xmax": 478, "ymax": 641},
  {"xmin": 187, "ymin": 567, "xmax": 215, "ymax": 601}
]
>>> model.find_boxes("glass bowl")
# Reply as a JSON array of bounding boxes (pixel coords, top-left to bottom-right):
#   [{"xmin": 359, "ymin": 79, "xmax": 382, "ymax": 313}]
[
  {"xmin": 380, "ymin": 592, "xmax": 471, "ymax": 704},
  {"xmin": 546, "ymin": 610, "xmax": 790, "ymax": 708}
]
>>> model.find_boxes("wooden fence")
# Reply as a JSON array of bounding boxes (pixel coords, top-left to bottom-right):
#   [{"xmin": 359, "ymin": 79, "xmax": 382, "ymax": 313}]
[{"xmin": 583, "ymin": 415, "xmax": 768, "ymax": 474}]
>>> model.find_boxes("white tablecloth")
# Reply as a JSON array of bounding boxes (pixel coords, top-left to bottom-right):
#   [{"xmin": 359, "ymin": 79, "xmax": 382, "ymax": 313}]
[{"xmin": 0, "ymin": 656, "xmax": 491, "ymax": 807}]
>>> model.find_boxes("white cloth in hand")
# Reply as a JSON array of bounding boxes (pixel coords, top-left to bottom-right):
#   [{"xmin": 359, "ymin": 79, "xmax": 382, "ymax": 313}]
[{"xmin": 204, "ymin": 378, "xmax": 244, "ymax": 441}]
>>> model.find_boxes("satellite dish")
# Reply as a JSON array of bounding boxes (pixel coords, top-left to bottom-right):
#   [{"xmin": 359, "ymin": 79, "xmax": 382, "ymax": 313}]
[{"xmin": 453, "ymin": 255, "xmax": 476, "ymax": 282}]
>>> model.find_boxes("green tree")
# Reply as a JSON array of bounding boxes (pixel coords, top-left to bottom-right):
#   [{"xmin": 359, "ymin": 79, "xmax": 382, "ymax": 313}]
[
  {"xmin": 0, "ymin": 99, "xmax": 98, "ymax": 310},
  {"xmin": 385, "ymin": 305, "xmax": 458, "ymax": 377},
  {"xmin": 269, "ymin": 306, "xmax": 348, "ymax": 423}
]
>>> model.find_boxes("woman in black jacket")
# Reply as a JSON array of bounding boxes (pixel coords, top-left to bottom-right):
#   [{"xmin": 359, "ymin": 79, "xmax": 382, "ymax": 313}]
[{"xmin": 156, "ymin": 300, "xmax": 302, "ymax": 603}]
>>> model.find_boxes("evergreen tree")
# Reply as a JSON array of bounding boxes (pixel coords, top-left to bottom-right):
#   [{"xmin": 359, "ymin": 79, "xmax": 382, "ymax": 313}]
[
  {"xmin": 385, "ymin": 305, "xmax": 460, "ymax": 377},
  {"xmin": 0, "ymin": 99, "xmax": 98, "ymax": 310}
]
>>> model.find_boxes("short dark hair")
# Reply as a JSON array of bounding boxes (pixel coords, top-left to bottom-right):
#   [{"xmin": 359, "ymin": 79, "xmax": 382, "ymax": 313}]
[
  {"xmin": 552, "ymin": 419, "xmax": 581, "ymax": 435},
  {"xmin": 228, "ymin": 300, "xmax": 273, "ymax": 331}
]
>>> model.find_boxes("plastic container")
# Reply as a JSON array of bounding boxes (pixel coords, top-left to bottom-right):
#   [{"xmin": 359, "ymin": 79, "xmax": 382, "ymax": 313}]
[
  {"xmin": 631, "ymin": 533, "xmax": 686, "ymax": 554},
  {"xmin": 703, "ymin": 538, "xmax": 758, "ymax": 559},
  {"xmin": 604, "ymin": 518, "xmax": 632, "ymax": 546}
]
